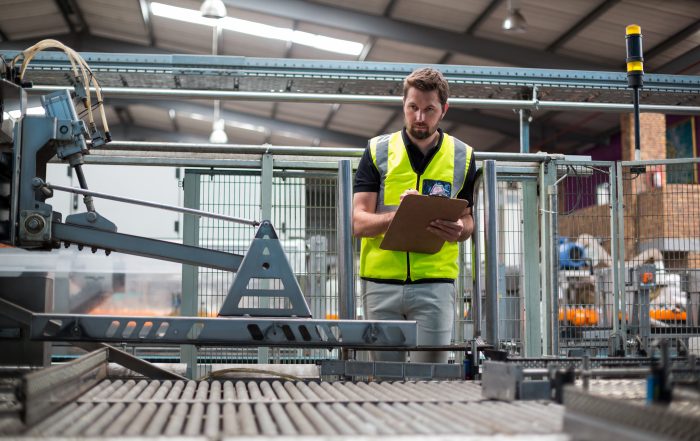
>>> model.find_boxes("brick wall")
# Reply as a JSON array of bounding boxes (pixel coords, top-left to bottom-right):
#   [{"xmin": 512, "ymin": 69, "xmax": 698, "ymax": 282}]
[
  {"xmin": 558, "ymin": 114, "xmax": 700, "ymax": 265},
  {"xmin": 559, "ymin": 184, "xmax": 700, "ymax": 267}
]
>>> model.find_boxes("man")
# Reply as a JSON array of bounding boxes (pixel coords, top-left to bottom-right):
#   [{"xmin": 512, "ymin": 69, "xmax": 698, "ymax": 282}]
[{"xmin": 352, "ymin": 67, "xmax": 476, "ymax": 363}]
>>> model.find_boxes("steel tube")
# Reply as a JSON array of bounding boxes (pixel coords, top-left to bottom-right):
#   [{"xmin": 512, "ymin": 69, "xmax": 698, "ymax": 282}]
[
  {"xmin": 184, "ymin": 402, "xmax": 204, "ymax": 435},
  {"xmin": 549, "ymin": 184, "xmax": 559, "ymax": 355},
  {"xmin": 483, "ymin": 160, "xmax": 499, "ymax": 346},
  {"xmin": 145, "ymin": 402, "xmax": 173, "ymax": 436},
  {"xmin": 90, "ymin": 141, "xmax": 562, "ymax": 162},
  {"xmin": 101, "ymin": 140, "xmax": 364, "ymax": 157},
  {"xmin": 254, "ymin": 402, "xmax": 277, "ymax": 436},
  {"xmin": 123, "ymin": 380, "xmax": 148, "ymax": 400},
  {"xmin": 45, "ymin": 182, "xmax": 259, "ymax": 227},
  {"xmin": 519, "ymin": 109, "xmax": 531, "ymax": 153},
  {"xmin": 269, "ymin": 402, "xmax": 297, "ymax": 435},
  {"xmin": 300, "ymin": 402, "xmax": 337, "ymax": 435},
  {"xmin": 29, "ymin": 85, "xmax": 700, "ymax": 113},
  {"xmin": 366, "ymin": 403, "xmax": 413, "ymax": 435},
  {"xmin": 136, "ymin": 380, "xmax": 160, "ymax": 400},
  {"xmin": 181, "ymin": 381, "xmax": 197, "ymax": 399},
  {"xmin": 238, "ymin": 403, "xmax": 258, "ymax": 435},
  {"xmin": 166, "ymin": 381, "xmax": 185, "ymax": 400},
  {"xmin": 125, "ymin": 402, "xmax": 158, "ymax": 435},
  {"xmin": 346, "ymin": 402, "xmax": 397, "ymax": 435},
  {"xmin": 222, "ymin": 402, "xmax": 239, "ymax": 435},
  {"xmin": 104, "ymin": 402, "xmax": 141, "ymax": 436},
  {"xmin": 204, "ymin": 403, "xmax": 220, "ymax": 437},
  {"xmin": 337, "ymin": 160, "xmax": 356, "ymax": 327},
  {"xmin": 235, "ymin": 381, "xmax": 249, "ymax": 400},
  {"xmin": 271, "ymin": 381, "xmax": 291, "ymax": 400},
  {"xmin": 164, "ymin": 402, "xmax": 188, "ymax": 435},
  {"xmin": 471, "ymin": 172, "xmax": 484, "ymax": 339},
  {"xmin": 27, "ymin": 402, "xmax": 81, "ymax": 435},
  {"xmin": 223, "ymin": 381, "xmax": 235, "ymax": 400},
  {"xmin": 83, "ymin": 402, "xmax": 125, "ymax": 436},
  {"xmin": 209, "ymin": 381, "xmax": 221, "ymax": 401},
  {"xmin": 317, "ymin": 402, "xmax": 355, "ymax": 435},
  {"xmin": 284, "ymin": 402, "xmax": 316, "ymax": 435},
  {"xmin": 633, "ymin": 87, "xmax": 642, "ymax": 160}
]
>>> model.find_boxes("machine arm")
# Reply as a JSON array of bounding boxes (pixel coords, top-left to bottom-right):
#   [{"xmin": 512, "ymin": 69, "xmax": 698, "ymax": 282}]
[{"xmin": 52, "ymin": 222, "xmax": 243, "ymax": 272}]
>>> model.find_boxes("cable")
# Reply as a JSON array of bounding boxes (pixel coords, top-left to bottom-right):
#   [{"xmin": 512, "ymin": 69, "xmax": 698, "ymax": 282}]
[
  {"xmin": 12, "ymin": 39, "xmax": 110, "ymax": 141},
  {"xmin": 199, "ymin": 367, "xmax": 305, "ymax": 382}
]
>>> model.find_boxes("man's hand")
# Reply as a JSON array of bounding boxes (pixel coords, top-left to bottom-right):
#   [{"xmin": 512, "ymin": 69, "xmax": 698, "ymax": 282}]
[
  {"xmin": 400, "ymin": 189, "xmax": 419, "ymax": 201},
  {"xmin": 427, "ymin": 207, "xmax": 473, "ymax": 242},
  {"xmin": 427, "ymin": 218, "xmax": 465, "ymax": 242}
]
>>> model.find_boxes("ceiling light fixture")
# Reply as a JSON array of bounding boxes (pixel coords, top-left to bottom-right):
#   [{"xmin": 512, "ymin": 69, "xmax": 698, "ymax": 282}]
[
  {"xmin": 152, "ymin": 2, "xmax": 363, "ymax": 55},
  {"xmin": 202, "ymin": 3, "xmax": 228, "ymax": 145},
  {"xmin": 200, "ymin": 0, "xmax": 227, "ymax": 19},
  {"xmin": 502, "ymin": 0, "xmax": 527, "ymax": 33},
  {"xmin": 209, "ymin": 116, "xmax": 228, "ymax": 144}
]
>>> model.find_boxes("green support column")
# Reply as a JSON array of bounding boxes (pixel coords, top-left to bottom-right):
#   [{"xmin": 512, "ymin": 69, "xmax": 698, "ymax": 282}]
[
  {"xmin": 539, "ymin": 161, "xmax": 556, "ymax": 355},
  {"xmin": 258, "ymin": 153, "xmax": 273, "ymax": 363},
  {"xmin": 522, "ymin": 180, "xmax": 542, "ymax": 356},
  {"xmin": 181, "ymin": 171, "xmax": 200, "ymax": 378}
]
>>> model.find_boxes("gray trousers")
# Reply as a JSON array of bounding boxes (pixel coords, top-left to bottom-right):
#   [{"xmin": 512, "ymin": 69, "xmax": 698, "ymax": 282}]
[{"xmin": 362, "ymin": 280, "xmax": 455, "ymax": 363}]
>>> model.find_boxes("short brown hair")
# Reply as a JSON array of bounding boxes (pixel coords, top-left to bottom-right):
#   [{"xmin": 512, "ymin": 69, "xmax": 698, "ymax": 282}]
[{"xmin": 403, "ymin": 67, "xmax": 449, "ymax": 106}]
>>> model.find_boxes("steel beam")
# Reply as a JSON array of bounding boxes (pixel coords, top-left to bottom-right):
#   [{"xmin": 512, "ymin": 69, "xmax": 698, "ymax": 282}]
[
  {"xmin": 138, "ymin": 0, "xmax": 156, "ymax": 47},
  {"xmin": 223, "ymin": 0, "xmax": 607, "ymax": 69},
  {"xmin": 0, "ymin": 33, "xmax": 169, "ymax": 54},
  {"xmin": 646, "ymin": 19, "xmax": 700, "ymax": 62},
  {"xmin": 29, "ymin": 313, "xmax": 417, "ymax": 348},
  {"xmin": 52, "ymin": 222, "xmax": 243, "ymax": 271},
  {"xmin": 466, "ymin": 0, "xmax": 502, "ymax": 35},
  {"xmin": 546, "ymin": 1, "xmax": 620, "ymax": 53},
  {"xmin": 658, "ymin": 45, "xmax": 700, "ymax": 75},
  {"xmin": 109, "ymin": 98, "xmax": 367, "ymax": 147}
]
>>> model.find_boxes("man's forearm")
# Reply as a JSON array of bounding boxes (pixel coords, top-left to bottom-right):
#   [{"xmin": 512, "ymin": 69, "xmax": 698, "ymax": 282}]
[{"xmin": 353, "ymin": 210, "xmax": 394, "ymax": 237}]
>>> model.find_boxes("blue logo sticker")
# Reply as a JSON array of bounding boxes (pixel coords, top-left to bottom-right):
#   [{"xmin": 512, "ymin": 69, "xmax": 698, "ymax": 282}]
[{"xmin": 422, "ymin": 179, "xmax": 451, "ymax": 197}]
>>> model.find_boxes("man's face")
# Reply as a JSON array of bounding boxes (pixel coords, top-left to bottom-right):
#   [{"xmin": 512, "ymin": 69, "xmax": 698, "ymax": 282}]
[{"xmin": 403, "ymin": 87, "xmax": 447, "ymax": 140}]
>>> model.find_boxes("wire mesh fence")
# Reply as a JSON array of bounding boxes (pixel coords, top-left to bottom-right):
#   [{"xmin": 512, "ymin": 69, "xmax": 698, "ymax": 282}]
[
  {"xmin": 619, "ymin": 159, "xmax": 700, "ymax": 357},
  {"xmin": 556, "ymin": 159, "xmax": 700, "ymax": 357},
  {"xmin": 459, "ymin": 178, "xmax": 528, "ymax": 356},
  {"xmin": 556, "ymin": 162, "xmax": 616, "ymax": 356},
  {"xmin": 183, "ymin": 168, "xmax": 346, "ymax": 377},
  {"xmin": 182, "ymin": 156, "xmax": 700, "ymax": 376}
]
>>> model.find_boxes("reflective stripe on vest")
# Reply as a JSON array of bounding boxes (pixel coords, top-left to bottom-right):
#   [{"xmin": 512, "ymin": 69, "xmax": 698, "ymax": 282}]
[{"xmin": 360, "ymin": 130, "xmax": 472, "ymax": 281}]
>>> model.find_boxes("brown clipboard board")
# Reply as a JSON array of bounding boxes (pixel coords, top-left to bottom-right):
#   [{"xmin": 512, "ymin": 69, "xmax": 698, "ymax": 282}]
[{"xmin": 379, "ymin": 194, "xmax": 468, "ymax": 254}]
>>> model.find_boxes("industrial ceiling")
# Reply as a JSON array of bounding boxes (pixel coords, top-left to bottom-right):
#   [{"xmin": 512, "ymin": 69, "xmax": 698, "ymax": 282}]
[{"xmin": 0, "ymin": 0, "xmax": 698, "ymax": 155}]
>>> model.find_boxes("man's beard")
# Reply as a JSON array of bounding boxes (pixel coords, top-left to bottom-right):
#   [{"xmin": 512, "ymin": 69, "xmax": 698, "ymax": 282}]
[{"xmin": 408, "ymin": 124, "xmax": 435, "ymax": 140}]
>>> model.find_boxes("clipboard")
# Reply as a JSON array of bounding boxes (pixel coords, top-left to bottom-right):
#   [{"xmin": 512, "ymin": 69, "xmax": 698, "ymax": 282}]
[{"xmin": 380, "ymin": 194, "xmax": 468, "ymax": 254}]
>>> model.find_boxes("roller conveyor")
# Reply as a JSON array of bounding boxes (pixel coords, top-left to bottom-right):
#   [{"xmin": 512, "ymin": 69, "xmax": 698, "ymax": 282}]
[{"xmin": 8, "ymin": 377, "xmax": 566, "ymax": 439}]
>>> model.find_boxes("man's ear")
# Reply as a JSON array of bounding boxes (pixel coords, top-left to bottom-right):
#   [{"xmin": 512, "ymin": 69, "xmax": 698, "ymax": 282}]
[{"xmin": 441, "ymin": 102, "xmax": 449, "ymax": 119}]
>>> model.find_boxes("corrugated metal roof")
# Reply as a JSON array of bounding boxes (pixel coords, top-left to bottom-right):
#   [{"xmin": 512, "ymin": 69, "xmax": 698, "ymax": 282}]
[{"xmin": 0, "ymin": 0, "xmax": 697, "ymax": 154}]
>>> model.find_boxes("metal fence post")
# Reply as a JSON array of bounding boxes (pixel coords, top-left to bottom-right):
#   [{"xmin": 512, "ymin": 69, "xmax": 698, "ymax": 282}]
[
  {"xmin": 539, "ymin": 160, "xmax": 555, "ymax": 355},
  {"xmin": 258, "ymin": 153, "xmax": 273, "ymax": 363},
  {"xmin": 522, "ymin": 179, "xmax": 542, "ymax": 356},
  {"xmin": 181, "ymin": 171, "xmax": 200, "ymax": 378},
  {"xmin": 548, "ymin": 178, "xmax": 560, "ymax": 355},
  {"xmin": 615, "ymin": 161, "xmax": 627, "ymax": 355},
  {"xmin": 519, "ymin": 109, "xmax": 531, "ymax": 154},
  {"xmin": 337, "ymin": 160, "xmax": 355, "ymax": 360},
  {"xmin": 471, "ymin": 173, "xmax": 484, "ymax": 341},
  {"xmin": 337, "ymin": 160, "xmax": 355, "ymax": 322},
  {"xmin": 483, "ymin": 160, "xmax": 499, "ymax": 347}
]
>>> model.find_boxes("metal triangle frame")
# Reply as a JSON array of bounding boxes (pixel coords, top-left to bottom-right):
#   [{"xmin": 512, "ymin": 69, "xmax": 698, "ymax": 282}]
[{"xmin": 218, "ymin": 221, "xmax": 312, "ymax": 317}]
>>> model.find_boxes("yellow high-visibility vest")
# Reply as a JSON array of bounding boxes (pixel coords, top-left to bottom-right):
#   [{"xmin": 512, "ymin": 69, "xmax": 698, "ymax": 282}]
[{"xmin": 360, "ymin": 130, "xmax": 472, "ymax": 281}]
